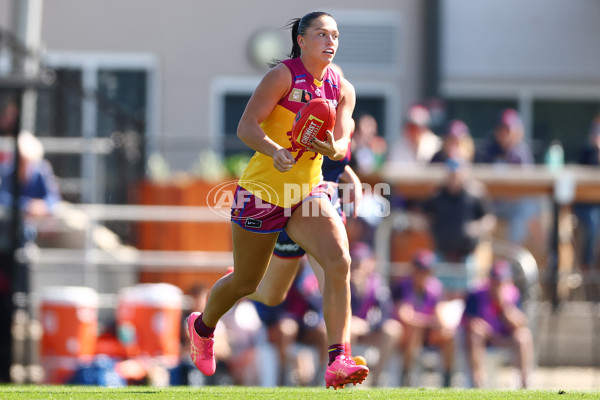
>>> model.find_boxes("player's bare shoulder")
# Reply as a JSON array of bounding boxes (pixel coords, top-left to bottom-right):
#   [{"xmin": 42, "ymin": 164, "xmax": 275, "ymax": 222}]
[
  {"xmin": 253, "ymin": 62, "xmax": 292, "ymax": 101},
  {"xmin": 339, "ymin": 77, "xmax": 356, "ymax": 102}
]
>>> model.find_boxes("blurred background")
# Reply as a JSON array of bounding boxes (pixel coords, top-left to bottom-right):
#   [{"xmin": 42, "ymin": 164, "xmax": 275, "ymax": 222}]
[{"xmin": 1, "ymin": 0, "xmax": 600, "ymax": 390}]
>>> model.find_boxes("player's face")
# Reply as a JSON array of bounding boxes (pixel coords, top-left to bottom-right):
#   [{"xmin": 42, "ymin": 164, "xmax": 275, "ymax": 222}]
[{"xmin": 299, "ymin": 16, "xmax": 339, "ymax": 64}]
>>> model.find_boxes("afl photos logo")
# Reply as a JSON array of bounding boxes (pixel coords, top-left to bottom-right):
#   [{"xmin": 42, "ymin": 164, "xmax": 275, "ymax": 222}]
[{"xmin": 206, "ymin": 180, "xmax": 279, "ymax": 220}]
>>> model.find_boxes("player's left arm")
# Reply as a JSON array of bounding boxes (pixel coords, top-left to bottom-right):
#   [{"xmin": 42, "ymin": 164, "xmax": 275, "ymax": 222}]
[{"xmin": 310, "ymin": 77, "xmax": 356, "ymax": 160}]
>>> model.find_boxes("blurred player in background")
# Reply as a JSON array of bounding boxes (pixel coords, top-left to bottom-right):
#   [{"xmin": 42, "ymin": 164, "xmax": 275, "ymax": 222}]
[
  {"xmin": 187, "ymin": 11, "xmax": 368, "ymax": 389},
  {"xmin": 391, "ymin": 249, "xmax": 457, "ymax": 387},
  {"xmin": 348, "ymin": 242, "xmax": 401, "ymax": 386},
  {"xmin": 463, "ymin": 260, "xmax": 533, "ymax": 389}
]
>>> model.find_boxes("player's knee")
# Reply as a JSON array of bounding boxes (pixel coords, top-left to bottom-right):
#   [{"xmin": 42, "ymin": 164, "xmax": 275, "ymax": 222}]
[
  {"xmin": 324, "ymin": 251, "xmax": 351, "ymax": 278},
  {"xmin": 234, "ymin": 280, "xmax": 261, "ymax": 298}
]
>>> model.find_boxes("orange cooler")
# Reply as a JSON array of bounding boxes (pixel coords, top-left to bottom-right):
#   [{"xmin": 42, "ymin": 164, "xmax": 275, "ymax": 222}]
[
  {"xmin": 116, "ymin": 283, "xmax": 183, "ymax": 365},
  {"xmin": 39, "ymin": 286, "xmax": 98, "ymax": 383}
]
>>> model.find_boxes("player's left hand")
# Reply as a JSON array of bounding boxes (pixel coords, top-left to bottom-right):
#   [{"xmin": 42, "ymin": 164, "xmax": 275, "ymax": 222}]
[{"xmin": 308, "ymin": 130, "xmax": 337, "ymax": 158}]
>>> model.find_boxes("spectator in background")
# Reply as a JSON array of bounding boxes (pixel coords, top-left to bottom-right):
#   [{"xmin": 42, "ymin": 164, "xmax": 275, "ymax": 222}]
[
  {"xmin": 573, "ymin": 115, "xmax": 600, "ymax": 280},
  {"xmin": 422, "ymin": 158, "xmax": 496, "ymax": 298},
  {"xmin": 387, "ymin": 104, "xmax": 442, "ymax": 210},
  {"xmin": 391, "ymin": 249, "xmax": 457, "ymax": 387},
  {"xmin": 387, "ymin": 104, "xmax": 441, "ymax": 165},
  {"xmin": 0, "ymin": 99, "xmax": 19, "ymax": 153},
  {"xmin": 0, "ymin": 130, "xmax": 61, "ymax": 296},
  {"xmin": 463, "ymin": 260, "xmax": 533, "ymax": 389},
  {"xmin": 430, "ymin": 119, "xmax": 475, "ymax": 164},
  {"xmin": 348, "ymin": 242, "xmax": 401, "ymax": 387},
  {"xmin": 476, "ymin": 109, "xmax": 534, "ymax": 166},
  {"xmin": 0, "ymin": 130, "xmax": 61, "ymax": 229},
  {"xmin": 475, "ymin": 109, "xmax": 540, "ymax": 246},
  {"xmin": 350, "ymin": 114, "xmax": 387, "ymax": 176}
]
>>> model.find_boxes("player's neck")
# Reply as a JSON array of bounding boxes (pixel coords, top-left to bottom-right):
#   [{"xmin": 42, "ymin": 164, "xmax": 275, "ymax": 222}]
[{"xmin": 299, "ymin": 55, "xmax": 328, "ymax": 82}]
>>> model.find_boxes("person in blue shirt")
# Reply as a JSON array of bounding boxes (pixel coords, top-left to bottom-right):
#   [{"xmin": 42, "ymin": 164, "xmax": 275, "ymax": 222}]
[
  {"xmin": 475, "ymin": 109, "xmax": 534, "ymax": 165},
  {"xmin": 475, "ymin": 109, "xmax": 540, "ymax": 246},
  {"xmin": 0, "ymin": 130, "xmax": 61, "ymax": 241},
  {"xmin": 573, "ymin": 117, "xmax": 600, "ymax": 281},
  {"xmin": 0, "ymin": 130, "xmax": 61, "ymax": 287}
]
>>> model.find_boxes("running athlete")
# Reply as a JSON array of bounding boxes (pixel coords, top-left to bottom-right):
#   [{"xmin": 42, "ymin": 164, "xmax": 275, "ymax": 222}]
[
  {"xmin": 187, "ymin": 11, "xmax": 368, "ymax": 389},
  {"xmin": 248, "ymin": 130, "xmax": 363, "ymax": 362}
]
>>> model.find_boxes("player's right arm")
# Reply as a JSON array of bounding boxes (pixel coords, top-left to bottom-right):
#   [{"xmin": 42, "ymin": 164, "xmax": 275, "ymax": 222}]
[{"xmin": 237, "ymin": 63, "xmax": 296, "ymax": 172}]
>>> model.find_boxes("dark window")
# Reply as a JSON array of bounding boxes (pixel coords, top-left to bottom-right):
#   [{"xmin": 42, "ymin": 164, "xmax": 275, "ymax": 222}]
[
  {"xmin": 445, "ymin": 98, "xmax": 521, "ymax": 157},
  {"xmin": 354, "ymin": 95, "xmax": 386, "ymax": 137},
  {"xmin": 35, "ymin": 69, "xmax": 83, "ymax": 202},
  {"xmin": 32, "ymin": 68, "xmax": 148, "ymax": 204},
  {"xmin": 35, "ymin": 68, "xmax": 82, "ymax": 138},
  {"xmin": 445, "ymin": 98, "xmax": 519, "ymax": 140},
  {"xmin": 533, "ymin": 100, "xmax": 600, "ymax": 163},
  {"xmin": 223, "ymin": 94, "xmax": 252, "ymax": 156},
  {"xmin": 96, "ymin": 69, "xmax": 147, "ymax": 204}
]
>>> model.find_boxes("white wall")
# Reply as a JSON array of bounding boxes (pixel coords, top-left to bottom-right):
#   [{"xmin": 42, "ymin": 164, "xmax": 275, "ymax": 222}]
[
  {"xmin": 441, "ymin": 0, "xmax": 600, "ymax": 82},
  {"xmin": 0, "ymin": 0, "xmax": 11, "ymax": 29}
]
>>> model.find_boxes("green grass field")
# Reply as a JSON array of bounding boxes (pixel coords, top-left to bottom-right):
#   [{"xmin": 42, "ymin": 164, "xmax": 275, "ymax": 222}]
[{"xmin": 0, "ymin": 386, "xmax": 598, "ymax": 400}]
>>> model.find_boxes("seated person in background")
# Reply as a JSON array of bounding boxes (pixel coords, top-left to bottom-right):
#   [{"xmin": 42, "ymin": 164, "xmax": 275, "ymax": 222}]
[
  {"xmin": 350, "ymin": 113, "xmax": 387, "ymax": 176},
  {"xmin": 573, "ymin": 116, "xmax": 600, "ymax": 278},
  {"xmin": 348, "ymin": 242, "xmax": 401, "ymax": 387},
  {"xmin": 387, "ymin": 104, "xmax": 441, "ymax": 210},
  {"xmin": 430, "ymin": 119, "xmax": 475, "ymax": 164},
  {"xmin": 387, "ymin": 104, "xmax": 441, "ymax": 166},
  {"xmin": 475, "ymin": 109, "xmax": 533, "ymax": 166},
  {"xmin": 0, "ymin": 130, "xmax": 61, "ymax": 245},
  {"xmin": 422, "ymin": 158, "xmax": 496, "ymax": 298},
  {"xmin": 252, "ymin": 263, "xmax": 328, "ymax": 386},
  {"xmin": 391, "ymin": 249, "xmax": 457, "ymax": 387},
  {"xmin": 463, "ymin": 260, "xmax": 533, "ymax": 389},
  {"xmin": 475, "ymin": 109, "xmax": 541, "ymax": 246}
]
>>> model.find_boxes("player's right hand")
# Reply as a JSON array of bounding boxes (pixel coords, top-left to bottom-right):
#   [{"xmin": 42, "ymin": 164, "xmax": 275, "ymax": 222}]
[{"xmin": 272, "ymin": 147, "xmax": 296, "ymax": 172}]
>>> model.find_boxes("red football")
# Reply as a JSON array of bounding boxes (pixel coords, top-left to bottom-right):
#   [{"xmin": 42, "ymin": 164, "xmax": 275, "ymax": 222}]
[{"xmin": 291, "ymin": 98, "xmax": 336, "ymax": 148}]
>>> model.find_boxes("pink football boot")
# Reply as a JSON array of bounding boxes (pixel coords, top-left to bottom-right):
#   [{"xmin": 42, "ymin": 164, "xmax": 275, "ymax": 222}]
[
  {"xmin": 187, "ymin": 312, "xmax": 216, "ymax": 376},
  {"xmin": 325, "ymin": 354, "xmax": 369, "ymax": 389}
]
